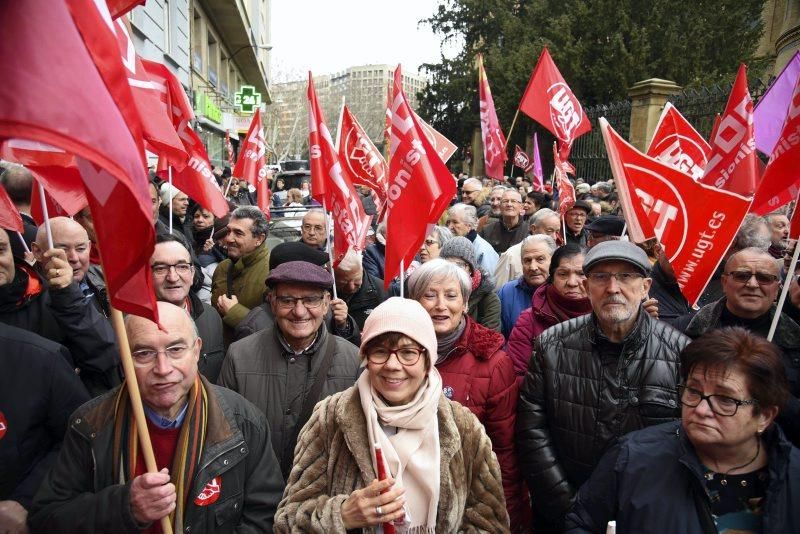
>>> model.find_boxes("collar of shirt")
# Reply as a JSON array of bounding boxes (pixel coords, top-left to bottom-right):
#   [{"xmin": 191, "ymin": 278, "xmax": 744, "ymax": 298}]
[
  {"xmin": 79, "ymin": 279, "xmax": 94, "ymax": 299},
  {"xmin": 144, "ymin": 402, "xmax": 189, "ymax": 429}
]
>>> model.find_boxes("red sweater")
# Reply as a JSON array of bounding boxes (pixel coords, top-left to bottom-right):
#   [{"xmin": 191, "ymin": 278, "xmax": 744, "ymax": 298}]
[{"xmin": 134, "ymin": 419, "xmax": 180, "ymax": 534}]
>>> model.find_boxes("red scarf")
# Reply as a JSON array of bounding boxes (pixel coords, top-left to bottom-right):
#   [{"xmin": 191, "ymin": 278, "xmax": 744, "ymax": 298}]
[{"xmin": 544, "ymin": 283, "xmax": 592, "ymax": 323}]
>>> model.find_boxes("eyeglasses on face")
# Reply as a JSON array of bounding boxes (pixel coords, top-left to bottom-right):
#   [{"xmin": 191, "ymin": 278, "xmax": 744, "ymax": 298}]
[
  {"xmin": 501, "ymin": 199, "xmax": 521, "ymax": 205},
  {"xmin": 585, "ymin": 272, "xmax": 644, "ymax": 285},
  {"xmin": 678, "ymin": 385, "xmax": 757, "ymax": 417},
  {"xmin": 131, "ymin": 340, "xmax": 196, "ymax": 366},
  {"xmin": 302, "ymin": 224, "xmax": 325, "ymax": 233},
  {"xmin": 424, "ymin": 239, "xmax": 439, "ymax": 247},
  {"xmin": 274, "ymin": 294, "xmax": 326, "ymax": 309},
  {"xmin": 366, "ymin": 346, "xmax": 425, "ymax": 366},
  {"xmin": 724, "ymin": 271, "xmax": 779, "ymax": 285},
  {"xmin": 151, "ymin": 262, "xmax": 193, "ymax": 277}
]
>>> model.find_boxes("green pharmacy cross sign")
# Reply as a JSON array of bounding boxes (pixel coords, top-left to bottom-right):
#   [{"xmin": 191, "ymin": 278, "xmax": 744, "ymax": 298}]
[{"xmin": 234, "ymin": 85, "xmax": 262, "ymax": 114}]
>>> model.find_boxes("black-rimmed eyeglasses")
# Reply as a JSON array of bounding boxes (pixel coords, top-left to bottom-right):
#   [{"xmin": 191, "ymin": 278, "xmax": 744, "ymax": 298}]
[{"xmin": 678, "ymin": 385, "xmax": 758, "ymax": 417}]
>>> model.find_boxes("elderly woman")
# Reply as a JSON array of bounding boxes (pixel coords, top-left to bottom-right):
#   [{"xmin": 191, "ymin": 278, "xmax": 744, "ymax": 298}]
[
  {"xmin": 419, "ymin": 225, "xmax": 453, "ymax": 264},
  {"xmin": 274, "ymin": 297, "xmax": 509, "ymax": 532},
  {"xmin": 566, "ymin": 327, "xmax": 800, "ymax": 532},
  {"xmin": 439, "ymin": 236, "xmax": 501, "ymax": 331},
  {"xmin": 506, "ymin": 244, "xmax": 592, "ymax": 378},
  {"xmin": 408, "ymin": 259, "xmax": 530, "ymax": 530}
]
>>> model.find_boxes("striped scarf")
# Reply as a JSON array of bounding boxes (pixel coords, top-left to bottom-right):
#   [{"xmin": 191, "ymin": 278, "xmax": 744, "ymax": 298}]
[{"xmin": 112, "ymin": 376, "xmax": 208, "ymax": 531}]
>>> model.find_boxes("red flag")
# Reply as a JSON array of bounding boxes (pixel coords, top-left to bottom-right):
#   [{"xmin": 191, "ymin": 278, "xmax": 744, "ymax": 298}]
[
  {"xmin": 142, "ymin": 59, "xmax": 229, "ymax": 219},
  {"xmin": 519, "ymin": 48, "xmax": 591, "ymax": 160},
  {"xmin": 601, "ymin": 118, "xmax": 751, "ymax": 306},
  {"xmin": 751, "ymin": 74, "xmax": 800, "ymax": 214},
  {"xmin": 225, "ymin": 130, "xmax": 235, "ymax": 167},
  {"xmin": 113, "ymin": 19, "xmax": 186, "ymax": 169},
  {"xmin": 790, "ymin": 198, "xmax": 800, "ymax": 241},
  {"xmin": 477, "ymin": 54, "xmax": 507, "ymax": 180},
  {"xmin": 232, "ymin": 109, "xmax": 271, "ymax": 219},
  {"xmin": 384, "ymin": 82, "xmax": 392, "ymax": 159},
  {"xmin": 646, "ymin": 102, "xmax": 711, "ymax": 180},
  {"xmin": 384, "ymin": 65, "xmax": 457, "ymax": 286},
  {"xmin": 0, "ymin": 0, "xmax": 158, "ymax": 320},
  {"xmin": 338, "ymin": 105, "xmax": 388, "ymax": 216},
  {"xmin": 699, "ymin": 65, "xmax": 760, "ymax": 197},
  {"xmin": 106, "ymin": 0, "xmax": 145, "ymax": 19},
  {"xmin": 0, "ymin": 186, "xmax": 22, "ymax": 233},
  {"xmin": 554, "ymin": 144, "xmax": 576, "ymax": 216},
  {"xmin": 513, "ymin": 145, "xmax": 533, "ymax": 173},
  {"xmin": 307, "ymin": 73, "xmax": 371, "ymax": 265},
  {"xmin": 413, "ymin": 112, "xmax": 458, "ymax": 164}
]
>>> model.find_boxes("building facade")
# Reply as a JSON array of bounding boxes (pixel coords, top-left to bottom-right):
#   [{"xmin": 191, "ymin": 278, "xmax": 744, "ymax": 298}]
[
  {"xmin": 759, "ymin": 0, "xmax": 800, "ymax": 74},
  {"xmin": 267, "ymin": 65, "xmax": 428, "ymax": 161}
]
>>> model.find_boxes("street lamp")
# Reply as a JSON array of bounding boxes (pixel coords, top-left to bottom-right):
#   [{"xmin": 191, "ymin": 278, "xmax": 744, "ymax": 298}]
[{"xmin": 224, "ymin": 44, "xmax": 272, "ymax": 61}]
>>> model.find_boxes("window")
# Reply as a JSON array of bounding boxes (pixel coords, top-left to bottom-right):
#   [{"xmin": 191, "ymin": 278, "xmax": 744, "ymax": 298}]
[
  {"xmin": 192, "ymin": 10, "xmax": 203, "ymax": 73},
  {"xmin": 207, "ymin": 31, "xmax": 218, "ymax": 86}
]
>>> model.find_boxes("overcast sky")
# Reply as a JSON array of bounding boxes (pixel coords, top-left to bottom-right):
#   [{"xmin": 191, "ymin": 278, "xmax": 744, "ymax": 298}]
[{"xmin": 270, "ymin": 0, "xmax": 454, "ymax": 82}]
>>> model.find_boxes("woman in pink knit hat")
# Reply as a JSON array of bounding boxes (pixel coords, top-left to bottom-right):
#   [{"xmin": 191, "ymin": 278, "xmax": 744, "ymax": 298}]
[{"xmin": 274, "ymin": 297, "xmax": 509, "ymax": 533}]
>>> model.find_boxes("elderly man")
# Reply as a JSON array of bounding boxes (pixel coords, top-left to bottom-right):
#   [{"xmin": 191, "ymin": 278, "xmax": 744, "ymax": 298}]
[
  {"xmin": 299, "ymin": 209, "xmax": 327, "ymax": 251},
  {"xmin": 0, "ymin": 323, "xmax": 88, "ymax": 533},
  {"xmin": 158, "ymin": 183, "xmax": 192, "ymax": 241},
  {"xmin": 678, "ymin": 247, "xmax": 800, "ymax": 446},
  {"xmin": 766, "ymin": 211, "xmax": 790, "ymax": 259},
  {"xmin": 0, "ymin": 222, "xmax": 120, "ymax": 396},
  {"xmin": 480, "ymin": 189, "xmax": 530, "ymax": 254},
  {"xmin": 584, "ymin": 214, "xmax": 625, "ymax": 248},
  {"xmin": 460, "ymin": 177, "xmax": 490, "ymax": 217},
  {"xmin": 151, "ymin": 234, "xmax": 224, "ymax": 382},
  {"xmin": 494, "ymin": 208, "xmax": 561, "ymax": 287},
  {"xmin": 497, "ymin": 235, "xmax": 556, "ymax": 338},
  {"xmin": 446, "ymin": 203, "xmax": 498, "ymax": 277},
  {"xmin": 219, "ymin": 261, "xmax": 360, "ymax": 479},
  {"xmin": 516, "ymin": 240, "xmax": 689, "ymax": 532},
  {"xmin": 212, "ymin": 206, "xmax": 270, "ymax": 339},
  {"xmin": 477, "ymin": 185, "xmax": 506, "ymax": 231},
  {"xmin": 0, "ymin": 165, "xmax": 37, "ymax": 259},
  {"xmin": 563, "ymin": 200, "xmax": 591, "ymax": 247},
  {"xmin": 333, "ymin": 249, "xmax": 387, "ymax": 330},
  {"xmin": 30, "ymin": 302, "xmax": 284, "ymax": 533}
]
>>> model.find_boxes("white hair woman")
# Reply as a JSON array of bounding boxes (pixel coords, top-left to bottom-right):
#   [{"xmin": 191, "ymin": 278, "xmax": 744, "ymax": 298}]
[
  {"xmin": 408, "ymin": 259, "xmax": 531, "ymax": 529},
  {"xmin": 274, "ymin": 297, "xmax": 509, "ymax": 532}
]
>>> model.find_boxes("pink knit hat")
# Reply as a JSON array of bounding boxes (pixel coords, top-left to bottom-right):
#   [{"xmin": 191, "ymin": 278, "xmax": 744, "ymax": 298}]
[{"xmin": 359, "ymin": 297, "xmax": 438, "ymax": 364}]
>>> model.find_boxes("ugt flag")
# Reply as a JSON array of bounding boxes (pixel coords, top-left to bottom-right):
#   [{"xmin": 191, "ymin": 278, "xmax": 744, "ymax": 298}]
[
  {"xmin": 601, "ymin": 118, "xmax": 751, "ymax": 306},
  {"xmin": 513, "ymin": 145, "xmax": 533, "ymax": 173},
  {"xmin": 477, "ymin": 54, "xmax": 507, "ymax": 180},
  {"xmin": 338, "ymin": 105, "xmax": 389, "ymax": 217},
  {"xmin": 646, "ymin": 102, "xmax": 710, "ymax": 180}
]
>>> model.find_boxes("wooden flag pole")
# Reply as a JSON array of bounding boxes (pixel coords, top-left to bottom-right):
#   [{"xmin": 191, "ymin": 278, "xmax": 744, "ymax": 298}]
[
  {"xmin": 768, "ymin": 242, "xmax": 800, "ymax": 342},
  {"xmin": 110, "ymin": 308, "xmax": 173, "ymax": 534},
  {"xmin": 503, "ymin": 108, "xmax": 521, "ymax": 151}
]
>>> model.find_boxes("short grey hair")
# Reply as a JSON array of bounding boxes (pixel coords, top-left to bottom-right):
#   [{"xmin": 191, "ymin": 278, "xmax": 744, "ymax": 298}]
[
  {"xmin": 732, "ymin": 214, "xmax": 770, "ymax": 251},
  {"xmin": 530, "ymin": 208, "xmax": 559, "ymax": 227},
  {"xmin": 408, "ymin": 258, "xmax": 472, "ymax": 302},
  {"xmin": 448, "ymin": 203, "xmax": 478, "ymax": 229},
  {"xmin": 430, "ymin": 225, "xmax": 453, "ymax": 247},
  {"xmin": 230, "ymin": 206, "xmax": 268, "ymax": 237},
  {"xmin": 490, "ymin": 185, "xmax": 508, "ymax": 196},
  {"xmin": 463, "ymin": 177, "xmax": 483, "ymax": 190},
  {"xmin": 303, "ymin": 208, "xmax": 326, "ymax": 223},
  {"xmin": 521, "ymin": 234, "xmax": 557, "ymax": 254}
]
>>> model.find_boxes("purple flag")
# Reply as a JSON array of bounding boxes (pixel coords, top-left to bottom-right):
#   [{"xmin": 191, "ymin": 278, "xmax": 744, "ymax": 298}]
[
  {"xmin": 754, "ymin": 51, "xmax": 800, "ymax": 156},
  {"xmin": 532, "ymin": 132, "xmax": 544, "ymax": 191}
]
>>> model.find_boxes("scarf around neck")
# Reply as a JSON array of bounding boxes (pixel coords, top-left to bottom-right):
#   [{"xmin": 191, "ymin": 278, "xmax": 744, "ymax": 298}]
[
  {"xmin": 112, "ymin": 376, "xmax": 208, "ymax": 532},
  {"xmin": 357, "ymin": 367, "xmax": 442, "ymax": 533},
  {"xmin": 544, "ymin": 283, "xmax": 592, "ymax": 323},
  {"xmin": 436, "ymin": 317, "xmax": 466, "ymax": 363}
]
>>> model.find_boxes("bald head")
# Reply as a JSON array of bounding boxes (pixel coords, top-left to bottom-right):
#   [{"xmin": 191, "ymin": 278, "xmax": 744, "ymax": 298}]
[
  {"xmin": 125, "ymin": 301, "xmax": 199, "ymax": 341},
  {"xmin": 32, "ymin": 217, "xmax": 92, "ymax": 283},
  {"xmin": 0, "ymin": 166, "xmax": 33, "ymax": 208}
]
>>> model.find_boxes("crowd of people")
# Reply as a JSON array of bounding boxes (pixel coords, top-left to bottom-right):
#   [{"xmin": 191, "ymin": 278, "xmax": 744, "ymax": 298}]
[{"xmin": 1, "ymin": 161, "xmax": 799, "ymax": 533}]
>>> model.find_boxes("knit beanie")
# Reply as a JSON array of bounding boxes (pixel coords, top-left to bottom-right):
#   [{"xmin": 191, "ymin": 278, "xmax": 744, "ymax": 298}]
[
  {"xmin": 360, "ymin": 297, "xmax": 438, "ymax": 366},
  {"xmin": 439, "ymin": 236, "xmax": 478, "ymax": 273},
  {"xmin": 159, "ymin": 183, "xmax": 183, "ymax": 204}
]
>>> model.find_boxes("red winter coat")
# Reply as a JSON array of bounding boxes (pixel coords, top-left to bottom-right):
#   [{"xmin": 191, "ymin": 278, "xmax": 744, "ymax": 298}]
[
  {"xmin": 436, "ymin": 316, "xmax": 531, "ymax": 531},
  {"xmin": 506, "ymin": 283, "xmax": 560, "ymax": 381}
]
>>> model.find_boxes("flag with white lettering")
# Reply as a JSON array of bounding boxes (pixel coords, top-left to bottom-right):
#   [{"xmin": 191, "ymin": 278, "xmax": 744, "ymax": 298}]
[
  {"xmin": 646, "ymin": 102, "xmax": 710, "ymax": 180},
  {"xmin": 601, "ymin": 118, "xmax": 750, "ymax": 306},
  {"xmin": 477, "ymin": 54, "xmax": 507, "ymax": 180},
  {"xmin": 412, "ymin": 111, "xmax": 458, "ymax": 164},
  {"xmin": 307, "ymin": 72, "xmax": 371, "ymax": 265},
  {"xmin": 233, "ymin": 109, "xmax": 271, "ymax": 219},
  {"xmin": 519, "ymin": 47, "xmax": 591, "ymax": 161},
  {"xmin": 384, "ymin": 65, "xmax": 456, "ymax": 286}
]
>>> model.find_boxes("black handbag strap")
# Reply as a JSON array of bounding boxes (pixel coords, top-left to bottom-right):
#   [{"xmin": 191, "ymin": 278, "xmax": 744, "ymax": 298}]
[
  {"xmin": 281, "ymin": 332, "xmax": 338, "ymax": 475},
  {"xmin": 692, "ymin": 483, "xmax": 717, "ymax": 534}
]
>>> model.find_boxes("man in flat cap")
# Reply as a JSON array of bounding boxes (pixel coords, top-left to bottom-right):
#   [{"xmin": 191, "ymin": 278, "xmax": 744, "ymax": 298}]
[
  {"xmin": 516, "ymin": 240, "xmax": 689, "ymax": 532},
  {"xmin": 218, "ymin": 260, "xmax": 360, "ymax": 479},
  {"xmin": 585, "ymin": 214, "xmax": 626, "ymax": 249},
  {"xmin": 563, "ymin": 200, "xmax": 592, "ymax": 248}
]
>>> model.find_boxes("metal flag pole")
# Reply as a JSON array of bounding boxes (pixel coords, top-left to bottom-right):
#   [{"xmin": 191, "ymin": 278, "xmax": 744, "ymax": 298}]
[
  {"xmin": 322, "ymin": 199, "xmax": 338, "ymax": 300},
  {"xmin": 167, "ymin": 167, "xmax": 173, "ymax": 235},
  {"xmin": 37, "ymin": 182, "xmax": 54, "ymax": 249},
  {"xmin": 768, "ymin": 241, "xmax": 800, "ymax": 341},
  {"xmin": 16, "ymin": 231, "xmax": 30, "ymax": 253},
  {"xmin": 399, "ymin": 258, "xmax": 404, "ymax": 298}
]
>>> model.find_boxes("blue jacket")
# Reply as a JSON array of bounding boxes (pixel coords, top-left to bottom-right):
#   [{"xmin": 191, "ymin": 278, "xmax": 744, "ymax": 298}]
[
  {"xmin": 496, "ymin": 277, "xmax": 536, "ymax": 339},
  {"xmin": 363, "ymin": 242, "xmax": 385, "ymax": 280},
  {"xmin": 565, "ymin": 421, "xmax": 800, "ymax": 533}
]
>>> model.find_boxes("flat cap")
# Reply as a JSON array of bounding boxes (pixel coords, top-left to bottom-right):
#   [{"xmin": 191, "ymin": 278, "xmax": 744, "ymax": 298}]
[
  {"xmin": 583, "ymin": 240, "xmax": 651, "ymax": 275},
  {"xmin": 568, "ymin": 200, "xmax": 592, "ymax": 214},
  {"xmin": 585, "ymin": 215, "xmax": 626, "ymax": 236},
  {"xmin": 268, "ymin": 241, "xmax": 328, "ymax": 270},
  {"xmin": 266, "ymin": 260, "xmax": 333, "ymax": 289}
]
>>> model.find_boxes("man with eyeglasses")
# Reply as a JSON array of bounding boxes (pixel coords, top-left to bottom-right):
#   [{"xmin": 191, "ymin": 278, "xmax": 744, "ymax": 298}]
[
  {"xmin": 516, "ymin": 240, "xmax": 689, "ymax": 532},
  {"xmin": 680, "ymin": 247, "xmax": 800, "ymax": 446},
  {"xmin": 563, "ymin": 200, "xmax": 592, "ymax": 248},
  {"xmin": 30, "ymin": 301, "xmax": 285, "ymax": 533},
  {"xmin": 151, "ymin": 234, "xmax": 224, "ymax": 382},
  {"xmin": 219, "ymin": 260, "xmax": 359, "ymax": 479},
  {"xmin": 299, "ymin": 209, "xmax": 328, "ymax": 251},
  {"xmin": 479, "ymin": 189, "xmax": 530, "ymax": 254}
]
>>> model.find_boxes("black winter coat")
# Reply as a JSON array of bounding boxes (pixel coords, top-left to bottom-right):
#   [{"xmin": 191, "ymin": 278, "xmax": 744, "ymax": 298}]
[
  {"xmin": 0, "ymin": 323, "xmax": 89, "ymax": 507},
  {"xmin": 565, "ymin": 421, "xmax": 800, "ymax": 533},
  {"xmin": 341, "ymin": 272, "xmax": 387, "ymax": 330},
  {"xmin": 189, "ymin": 292, "xmax": 225, "ymax": 383},
  {"xmin": 516, "ymin": 310, "xmax": 689, "ymax": 531},
  {"xmin": 30, "ymin": 379, "xmax": 285, "ymax": 533}
]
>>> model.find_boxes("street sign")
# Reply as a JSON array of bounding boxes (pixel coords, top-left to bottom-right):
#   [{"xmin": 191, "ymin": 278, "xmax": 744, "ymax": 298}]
[{"xmin": 234, "ymin": 85, "xmax": 262, "ymax": 114}]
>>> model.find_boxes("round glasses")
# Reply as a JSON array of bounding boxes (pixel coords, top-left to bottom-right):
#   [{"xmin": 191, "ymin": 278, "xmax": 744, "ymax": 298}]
[{"xmin": 366, "ymin": 346, "xmax": 425, "ymax": 366}]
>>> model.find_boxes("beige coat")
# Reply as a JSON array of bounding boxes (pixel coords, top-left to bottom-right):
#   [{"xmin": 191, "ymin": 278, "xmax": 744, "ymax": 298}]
[{"xmin": 274, "ymin": 386, "xmax": 510, "ymax": 533}]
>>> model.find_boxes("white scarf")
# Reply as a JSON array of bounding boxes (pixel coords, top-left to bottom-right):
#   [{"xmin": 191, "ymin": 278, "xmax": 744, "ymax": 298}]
[{"xmin": 357, "ymin": 367, "xmax": 442, "ymax": 533}]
